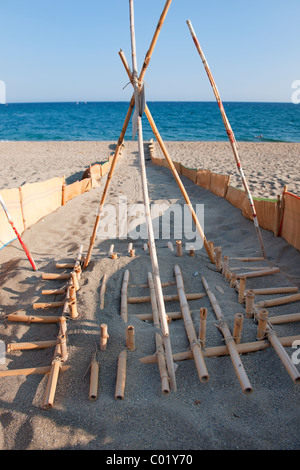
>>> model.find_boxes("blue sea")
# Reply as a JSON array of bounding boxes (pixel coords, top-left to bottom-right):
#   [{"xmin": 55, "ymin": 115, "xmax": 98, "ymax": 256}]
[{"xmin": 0, "ymin": 101, "xmax": 299, "ymax": 142}]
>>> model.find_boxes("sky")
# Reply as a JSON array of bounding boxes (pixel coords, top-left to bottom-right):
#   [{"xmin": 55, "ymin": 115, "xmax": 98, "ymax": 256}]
[{"xmin": 0, "ymin": 0, "xmax": 299, "ymax": 103}]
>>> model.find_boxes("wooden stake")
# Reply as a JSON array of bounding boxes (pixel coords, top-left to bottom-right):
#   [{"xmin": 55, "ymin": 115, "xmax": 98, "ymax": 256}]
[
  {"xmin": 174, "ymin": 265, "xmax": 209, "ymax": 382},
  {"xmin": 176, "ymin": 240, "xmax": 182, "ymax": 257},
  {"xmin": 121, "ymin": 270, "xmax": 130, "ymax": 323},
  {"xmin": 100, "ymin": 324, "xmax": 109, "ymax": 351},
  {"xmin": 155, "ymin": 333, "xmax": 170, "ymax": 395},
  {"xmin": 89, "ymin": 360, "xmax": 99, "ymax": 401},
  {"xmin": 202, "ymin": 276, "xmax": 253, "ymax": 394},
  {"xmin": 238, "ymin": 276, "xmax": 246, "ymax": 303},
  {"xmin": 126, "ymin": 325, "xmax": 135, "ymax": 351},
  {"xmin": 199, "ymin": 307, "xmax": 207, "ymax": 348},
  {"xmin": 214, "ymin": 247, "xmax": 222, "ymax": 272},
  {"xmin": 233, "ymin": 313, "xmax": 244, "ymax": 344},
  {"xmin": 187, "ymin": 19, "xmax": 266, "ymax": 259},
  {"xmin": 68, "ymin": 300, "xmax": 78, "ymax": 319},
  {"xmin": 245, "ymin": 290, "xmax": 255, "ymax": 318},
  {"xmin": 257, "ymin": 309, "xmax": 269, "ymax": 340},
  {"xmin": 115, "ymin": 350, "xmax": 127, "ymax": 399}
]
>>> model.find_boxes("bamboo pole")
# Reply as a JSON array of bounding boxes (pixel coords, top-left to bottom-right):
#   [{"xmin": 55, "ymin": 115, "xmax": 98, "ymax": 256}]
[
  {"xmin": 89, "ymin": 359, "xmax": 99, "ymax": 401},
  {"xmin": 115, "ymin": 350, "xmax": 127, "ymax": 400},
  {"xmin": 118, "ymin": 48, "xmax": 215, "ymax": 264},
  {"xmin": 233, "ymin": 313, "xmax": 244, "ymax": 344},
  {"xmin": 140, "ymin": 335, "xmax": 300, "ymax": 364},
  {"xmin": 128, "ymin": 292, "xmax": 206, "ymax": 304},
  {"xmin": 33, "ymin": 301, "xmax": 65, "ymax": 310},
  {"xmin": 136, "ymin": 311, "xmax": 182, "ymax": 321},
  {"xmin": 186, "ymin": 19, "xmax": 266, "ymax": 259},
  {"xmin": 68, "ymin": 300, "xmax": 78, "ymax": 320},
  {"xmin": 82, "ymin": 0, "xmax": 173, "ymax": 270},
  {"xmin": 176, "ymin": 240, "xmax": 182, "ymax": 257},
  {"xmin": 99, "ymin": 274, "xmax": 107, "ymax": 310},
  {"xmin": 255, "ymin": 293, "xmax": 300, "ymax": 309},
  {"xmin": 121, "ymin": 270, "xmax": 130, "ymax": 323},
  {"xmin": 222, "ymin": 256, "xmax": 229, "ymax": 278},
  {"xmin": 174, "ymin": 265, "xmax": 209, "ymax": 382},
  {"xmin": 6, "ymin": 313, "xmax": 62, "ymax": 323},
  {"xmin": 201, "ymin": 276, "xmax": 253, "ymax": 394},
  {"xmin": 7, "ymin": 340, "xmax": 58, "ymax": 352},
  {"xmin": 155, "ymin": 333, "xmax": 170, "ymax": 395},
  {"xmin": 0, "ymin": 365, "xmax": 70, "ymax": 378},
  {"xmin": 129, "ymin": 0, "xmax": 176, "ymax": 391},
  {"xmin": 148, "ymin": 272, "xmax": 160, "ymax": 328},
  {"xmin": 199, "ymin": 307, "xmax": 207, "ymax": 348},
  {"xmin": 100, "ymin": 324, "xmax": 109, "ymax": 351},
  {"xmin": 42, "ymin": 273, "xmax": 71, "ymax": 280},
  {"xmin": 42, "ymin": 358, "xmax": 63, "ymax": 409},
  {"xmin": 238, "ymin": 276, "xmax": 246, "ymax": 303},
  {"xmin": 247, "ymin": 287, "xmax": 298, "ymax": 296},
  {"xmin": 268, "ymin": 313, "xmax": 300, "ymax": 325},
  {"xmin": 266, "ymin": 326, "xmax": 300, "ymax": 383},
  {"xmin": 42, "ymin": 287, "xmax": 68, "ymax": 295},
  {"xmin": 236, "ymin": 267, "xmax": 280, "ymax": 279}
]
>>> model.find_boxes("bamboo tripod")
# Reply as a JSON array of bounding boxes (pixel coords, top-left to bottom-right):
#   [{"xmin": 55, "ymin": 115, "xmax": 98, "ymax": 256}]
[
  {"xmin": 129, "ymin": 0, "xmax": 176, "ymax": 391},
  {"xmin": 83, "ymin": 0, "xmax": 214, "ymax": 269},
  {"xmin": 186, "ymin": 20, "xmax": 266, "ymax": 259}
]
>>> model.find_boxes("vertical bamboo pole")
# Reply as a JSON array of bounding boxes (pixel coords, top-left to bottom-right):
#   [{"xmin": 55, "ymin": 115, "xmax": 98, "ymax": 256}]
[
  {"xmin": 202, "ymin": 276, "xmax": 253, "ymax": 394},
  {"xmin": 176, "ymin": 240, "xmax": 182, "ymax": 257},
  {"xmin": 100, "ymin": 324, "xmax": 109, "ymax": 351},
  {"xmin": 82, "ymin": 0, "xmax": 173, "ymax": 270},
  {"xmin": 214, "ymin": 246, "xmax": 222, "ymax": 272},
  {"xmin": 245, "ymin": 290, "xmax": 255, "ymax": 318},
  {"xmin": 174, "ymin": 265, "xmax": 209, "ymax": 382},
  {"xmin": 99, "ymin": 274, "xmax": 107, "ymax": 310},
  {"xmin": 129, "ymin": 0, "xmax": 176, "ymax": 392},
  {"xmin": 186, "ymin": 20, "xmax": 266, "ymax": 259},
  {"xmin": 89, "ymin": 359, "xmax": 99, "ymax": 401},
  {"xmin": 257, "ymin": 309, "xmax": 268, "ymax": 340},
  {"xmin": 238, "ymin": 276, "xmax": 246, "ymax": 303},
  {"xmin": 118, "ymin": 49, "xmax": 215, "ymax": 264}
]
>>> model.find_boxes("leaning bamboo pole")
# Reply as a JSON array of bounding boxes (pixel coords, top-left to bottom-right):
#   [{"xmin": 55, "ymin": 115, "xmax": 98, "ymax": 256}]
[
  {"xmin": 118, "ymin": 48, "xmax": 215, "ymax": 264},
  {"xmin": 128, "ymin": 0, "xmax": 176, "ymax": 392},
  {"xmin": 82, "ymin": 0, "xmax": 173, "ymax": 270},
  {"xmin": 174, "ymin": 265, "xmax": 209, "ymax": 382},
  {"xmin": 186, "ymin": 20, "xmax": 266, "ymax": 259},
  {"xmin": 115, "ymin": 350, "xmax": 127, "ymax": 400},
  {"xmin": 201, "ymin": 276, "xmax": 253, "ymax": 394}
]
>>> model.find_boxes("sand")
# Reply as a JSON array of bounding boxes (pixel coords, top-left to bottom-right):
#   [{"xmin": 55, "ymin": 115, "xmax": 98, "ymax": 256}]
[{"xmin": 0, "ymin": 140, "xmax": 299, "ymax": 451}]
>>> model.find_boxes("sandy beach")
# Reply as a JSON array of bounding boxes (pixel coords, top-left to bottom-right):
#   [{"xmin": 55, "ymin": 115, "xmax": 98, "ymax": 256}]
[{"xmin": 0, "ymin": 140, "xmax": 299, "ymax": 451}]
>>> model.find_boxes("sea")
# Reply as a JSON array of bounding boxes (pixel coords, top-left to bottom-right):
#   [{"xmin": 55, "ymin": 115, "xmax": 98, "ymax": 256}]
[{"xmin": 0, "ymin": 101, "xmax": 299, "ymax": 143}]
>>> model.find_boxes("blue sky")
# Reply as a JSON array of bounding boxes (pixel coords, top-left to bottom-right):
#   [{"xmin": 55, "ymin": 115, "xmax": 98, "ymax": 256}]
[{"xmin": 1, "ymin": 0, "xmax": 299, "ymax": 103}]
